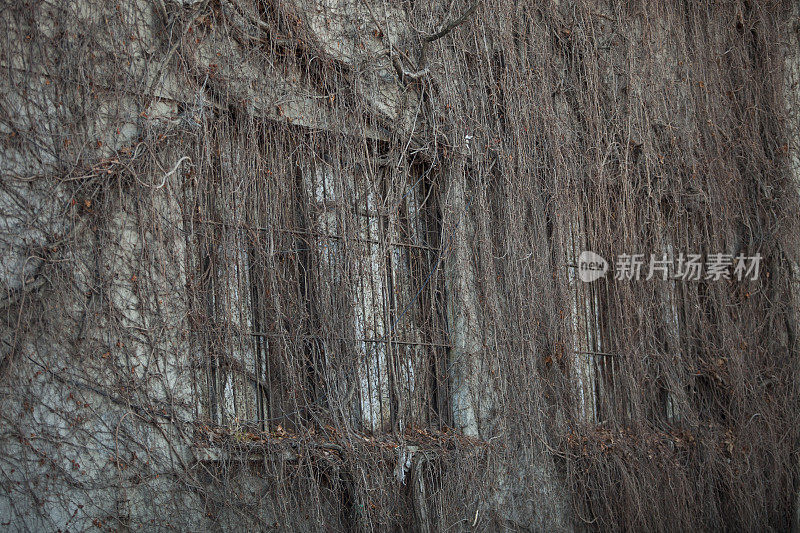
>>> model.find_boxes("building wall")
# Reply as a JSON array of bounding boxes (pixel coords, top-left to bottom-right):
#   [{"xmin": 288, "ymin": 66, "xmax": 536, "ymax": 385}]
[{"xmin": 1, "ymin": 0, "xmax": 797, "ymax": 531}]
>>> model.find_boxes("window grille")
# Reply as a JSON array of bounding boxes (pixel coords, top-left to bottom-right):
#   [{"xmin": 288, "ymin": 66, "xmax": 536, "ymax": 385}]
[
  {"xmin": 565, "ymin": 213, "xmax": 611, "ymax": 423},
  {"xmin": 192, "ymin": 155, "xmax": 451, "ymax": 434}
]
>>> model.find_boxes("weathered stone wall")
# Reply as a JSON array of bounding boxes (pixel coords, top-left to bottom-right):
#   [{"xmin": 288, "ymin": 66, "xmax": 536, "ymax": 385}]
[{"xmin": 1, "ymin": 0, "xmax": 798, "ymax": 531}]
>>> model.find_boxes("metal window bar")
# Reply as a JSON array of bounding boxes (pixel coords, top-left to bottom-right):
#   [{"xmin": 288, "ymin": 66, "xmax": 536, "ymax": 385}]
[
  {"xmin": 565, "ymin": 212, "xmax": 612, "ymax": 424},
  {"xmin": 194, "ymin": 164, "xmax": 450, "ymax": 434}
]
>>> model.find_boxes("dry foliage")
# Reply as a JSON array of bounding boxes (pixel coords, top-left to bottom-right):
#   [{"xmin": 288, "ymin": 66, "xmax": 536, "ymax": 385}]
[{"xmin": 0, "ymin": 0, "xmax": 798, "ymax": 530}]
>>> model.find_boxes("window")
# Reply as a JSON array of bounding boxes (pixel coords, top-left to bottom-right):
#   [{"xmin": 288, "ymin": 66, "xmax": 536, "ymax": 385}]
[
  {"xmin": 191, "ymin": 146, "xmax": 450, "ymax": 434},
  {"xmin": 564, "ymin": 215, "xmax": 686, "ymax": 425},
  {"xmin": 564, "ymin": 211, "xmax": 611, "ymax": 424},
  {"xmin": 655, "ymin": 241, "xmax": 685, "ymax": 425}
]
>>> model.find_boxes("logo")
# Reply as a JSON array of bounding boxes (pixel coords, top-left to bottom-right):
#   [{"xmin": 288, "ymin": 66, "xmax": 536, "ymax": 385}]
[
  {"xmin": 578, "ymin": 251, "xmax": 608, "ymax": 282},
  {"xmin": 575, "ymin": 251, "xmax": 761, "ymax": 282}
]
